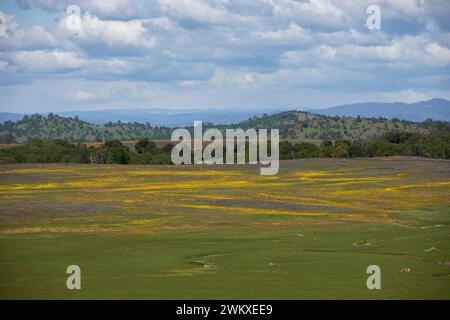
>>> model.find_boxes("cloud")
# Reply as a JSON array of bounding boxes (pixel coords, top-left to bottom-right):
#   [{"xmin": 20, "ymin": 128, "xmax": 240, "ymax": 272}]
[
  {"xmin": 253, "ymin": 22, "xmax": 313, "ymax": 44},
  {"xmin": 0, "ymin": 60, "xmax": 8, "ymax": 71},
  {"xmin": 158, "ymin": 0, "xmax": 233, "ymax": 26},
  {"xmin": 1, "ymin": 1, "xmax": 450, "ymax": 112},
  {"xmin": 9, "ymin": 50, "xmax": 85, "ymax": 72},
  {"xmin": 15, "ymin": 0, "xmax": 30, "ymax": 10},
  {"xmin": 16, "ymin": 0, "xmax": 145, "ymax": 19},
  {"xmin": 377, "ymin": 89, "xmax": 429, "ymax": 103},
  {"xmin": 281, "ymin": 45, "xmax": 336, "ymax": 67},
  {"xmin": 425, "ymin": 42, "xmax": 450, "ymax": 65},
  {"xmin": 0, "ymin": 12, "xmax": 17, "ymax": 38},
  {"xmin": 72, "ymin": 89, "xmax": 95, "ymax": 100},
  {"xmin": 4, "ymin": 49, "xmax": 138, "ymax": 76},
  {"xmin": 55, "ymin": 14, "xmax": 157, "ymax": 53},
  {"xmin": 267, "ymin": 0, "xmax": 349, "ymax": 31},
  {"xmin": 0, "ymin": 25, "xmax": 58, "ymax": 50}
]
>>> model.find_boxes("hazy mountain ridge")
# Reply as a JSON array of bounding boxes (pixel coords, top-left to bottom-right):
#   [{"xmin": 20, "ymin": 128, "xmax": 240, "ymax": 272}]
[
  {"xmin": 0, "ymin": 112, "xmax": 25, "ymax": 123},
  {"xmin": 313, "ymin": 98, "xmax": 450, "ymax": 122},
  {"xmin": 1, "ymin": 99, "xmax": 448, "ymax": 126}
]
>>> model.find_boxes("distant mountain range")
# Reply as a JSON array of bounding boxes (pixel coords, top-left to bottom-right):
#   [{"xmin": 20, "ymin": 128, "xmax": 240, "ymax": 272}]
[
  {"xmin": 312, "ymin": 98, "xmax": 450, "ymax": 122},
  {"xmin": 1, "ymin": 99, "xmax": 448, "ymax": 126}
]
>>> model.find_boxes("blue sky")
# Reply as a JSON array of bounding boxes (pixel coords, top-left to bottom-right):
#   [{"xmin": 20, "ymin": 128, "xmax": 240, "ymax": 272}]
[{"xmin": 0, "ymin": 0, "xmax": 449, "ymax": 113}]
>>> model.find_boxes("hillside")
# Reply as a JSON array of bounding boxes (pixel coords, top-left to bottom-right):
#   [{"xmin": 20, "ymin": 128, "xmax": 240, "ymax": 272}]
[
  {"xmin": 313, "ymin": 98, "xmax": 450, "ymax": 122},
  {"xmin": 1, "ymin": 110, "xmax": 449, "ymax": 144},
  {"xmin": 231, "ymin": 111, "xmax": 433, "ymax": 141},
  {"xmin": 0, "ymin": 114, "xmax": 172, "ymax": 144}
]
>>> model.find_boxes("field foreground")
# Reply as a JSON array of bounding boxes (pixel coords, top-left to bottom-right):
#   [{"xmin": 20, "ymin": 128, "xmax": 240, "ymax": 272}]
[{"xmin": 0, "ymin": 158, "xmax": 449, "ymax": 299}]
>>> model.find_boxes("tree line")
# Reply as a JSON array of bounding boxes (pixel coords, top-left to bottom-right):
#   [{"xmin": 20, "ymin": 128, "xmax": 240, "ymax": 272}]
[
  {"xmin": 0, "ymin": 130, "xmax": 449, "ymax": 165},
  {"xmin": 280, "ymin": 130, "xmax": 450, "ymax": 159},
  {"xmin": 0, "ymin": 138, "xmax": 172, "ymax": 165}
]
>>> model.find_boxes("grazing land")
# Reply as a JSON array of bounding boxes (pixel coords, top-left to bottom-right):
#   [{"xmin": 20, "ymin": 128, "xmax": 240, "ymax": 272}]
[{"xmin": 0, "ymin": 158, "xmax": 449, "ymax": 299}]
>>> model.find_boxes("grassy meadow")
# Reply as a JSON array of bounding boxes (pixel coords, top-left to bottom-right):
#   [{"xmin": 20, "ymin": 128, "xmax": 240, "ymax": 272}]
[{"xmin": 0, "ymin": 158, "xmax": 449, "ymax": 299}]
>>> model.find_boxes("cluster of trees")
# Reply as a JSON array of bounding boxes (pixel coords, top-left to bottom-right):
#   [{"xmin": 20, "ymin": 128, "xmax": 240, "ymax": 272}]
[
  {"xmin": 279, "ymin": 131, "xmax": 450, "ymax": 160},
  {"xmin": 0, "ymin": 130, "xmax": 449, "ymax": 165},
  {"xmin": 0, "ymin": 138, "xmax": 92, "ymax": 164},
  {"xmin": 131, "ymin": 139, "xmax": 172, "ymax": 164},
  {"xmin": 0, "ymin": 138, "xmax": 173, "ymax": 165}
]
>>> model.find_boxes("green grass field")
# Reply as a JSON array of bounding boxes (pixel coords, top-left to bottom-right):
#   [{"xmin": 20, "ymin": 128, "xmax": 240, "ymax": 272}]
[{"xmin": 0, "ymin": 158, "xmax": 449, "ymax": 299}]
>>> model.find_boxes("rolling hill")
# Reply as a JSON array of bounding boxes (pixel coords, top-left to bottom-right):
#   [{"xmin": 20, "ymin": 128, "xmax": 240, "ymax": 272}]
[
  {"xmin": 0, "ymin": 114, "xmax": 172, "ymax": 144},
  {"xmin": 226, "ymin": 110, "xmax": 435, "ymax": 141},
  {"xmin": 2, "ymin": 110, "xmax": 448, "ymax": 144}
]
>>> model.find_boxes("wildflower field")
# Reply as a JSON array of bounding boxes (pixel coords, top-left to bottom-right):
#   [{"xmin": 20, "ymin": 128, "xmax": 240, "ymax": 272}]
[{"xmin": 0, "ymin": 158, "xmax": 449, "ymax": 299}]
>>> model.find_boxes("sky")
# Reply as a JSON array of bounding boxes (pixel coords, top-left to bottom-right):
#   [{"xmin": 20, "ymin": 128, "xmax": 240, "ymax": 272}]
[{"xmin": 0, "ymin": 0, "xmax": 449, "ymax": 113}]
